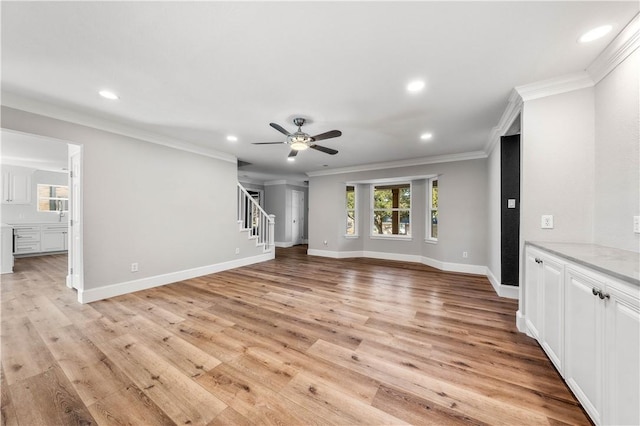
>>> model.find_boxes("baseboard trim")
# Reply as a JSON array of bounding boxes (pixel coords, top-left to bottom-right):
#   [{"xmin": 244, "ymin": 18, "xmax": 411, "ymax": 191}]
[
  {"xmin": 275, "ymin": 241, "xmax": 294, "ymax": 248},
  {"xmin": 78, "ymin": 252, "xmax": 275, "ymax": 304},
  {"xmin": 486, "ymin": 267, "xmax": 520, "ymax": 299},
  {"xmin": 308, "ymin": 249, "xmax": 496, "ymax": 282},
  {"xmin": 516, "ymin": 310, "xmax": 527, "ymax": 333}
]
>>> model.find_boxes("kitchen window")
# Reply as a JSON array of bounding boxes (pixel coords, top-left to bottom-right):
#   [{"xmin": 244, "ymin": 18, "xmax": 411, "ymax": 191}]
[
  {"xmin": 427, "ymin": 178, "xmax": 438, "ymax": 241},
  {"xmin": 37, "ymin": 184, "xmax": 69, "ymax": 212},
  {"xmin": 371, "ymin": 182, "xmax": 411, "ymax": 237},
  {"xmin": 346, "ymin": 185, "xmax": 357, "ymax": 236}
]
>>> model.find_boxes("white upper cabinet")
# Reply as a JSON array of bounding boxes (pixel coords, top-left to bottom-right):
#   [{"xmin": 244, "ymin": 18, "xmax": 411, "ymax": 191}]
[{"xmin": 2, "ymin": 170, "xmax": 31, "ymax": 204}]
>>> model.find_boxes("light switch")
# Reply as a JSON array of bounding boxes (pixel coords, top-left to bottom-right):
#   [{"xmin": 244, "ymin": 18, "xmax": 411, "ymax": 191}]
[
  {"xmin": 507, "ymin": 199, "xmax": 516, "ymax": 209},
  {"xmin": 541, "ymin": 215, "xmax": 554, "ymax": 229},
  {"xmin": 634, "ymin": 216, "xmax": 640, "ymax": 233}
]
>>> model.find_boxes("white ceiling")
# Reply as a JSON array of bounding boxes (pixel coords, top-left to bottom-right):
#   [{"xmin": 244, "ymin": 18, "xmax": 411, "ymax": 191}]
[{"xmin": 1, "ymin": 2, "xmax": 637, "ymax": 181}]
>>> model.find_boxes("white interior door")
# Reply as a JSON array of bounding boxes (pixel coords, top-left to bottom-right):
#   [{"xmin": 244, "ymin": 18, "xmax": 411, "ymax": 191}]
[
  {"xmin": 291, "ymin": 190, "xmax": 304, "ymax": 245},
  {"xmin": 68, "ymin": 145, "xmax": 83, "ymax": 291}
]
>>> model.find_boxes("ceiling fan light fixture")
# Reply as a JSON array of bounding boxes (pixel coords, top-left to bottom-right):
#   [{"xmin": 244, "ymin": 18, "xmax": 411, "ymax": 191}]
[
  {"xmin": 290, "ymin": 140, "xmax": 310, "ymax": 151},
  {"xmin": 288, "ymin": 133, "xmax": 311, "ymax": 150},
  {"xmin": 287, "ymin": 157, "xmax": 295, "ymax": 162}
]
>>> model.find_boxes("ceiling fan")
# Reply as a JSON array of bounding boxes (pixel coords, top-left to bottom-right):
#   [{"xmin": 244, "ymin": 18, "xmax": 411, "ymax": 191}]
[{"xmin": 252, "ymin": 117, "xmax": 341, "ymax": 158}]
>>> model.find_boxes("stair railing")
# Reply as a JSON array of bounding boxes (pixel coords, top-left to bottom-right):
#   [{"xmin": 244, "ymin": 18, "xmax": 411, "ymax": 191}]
[{"xmin": 237, "ymin": 183, "xmax": 275, "ymax": 248}]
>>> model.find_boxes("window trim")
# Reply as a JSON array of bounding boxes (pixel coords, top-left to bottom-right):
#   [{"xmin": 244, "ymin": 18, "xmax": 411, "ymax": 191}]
[
  {"xmin": 345, "ymin": 184, "xmax": 358, "ymax": 237},
  {"xmin": 370, "ymin": 181, "xmax": 412, "ymax": 238},
  {"xmin": 37, "ymin": 183, "xmax": 69, "ymax": 213},
  {"xmin": 426, "ymin": 177, "xmax": 438, "ymax": 242}
]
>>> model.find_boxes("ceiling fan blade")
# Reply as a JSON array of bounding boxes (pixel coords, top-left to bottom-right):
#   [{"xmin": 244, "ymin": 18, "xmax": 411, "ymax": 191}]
[
  {"xmin": 311, "ymin": 130, "xmax": 342, "ymax": 142},
  {"xmin": 288, "ymin": 150, "xmax": 298, "ymax": 158},
  {"xmin": 310, "ymin": 144, "xmax": 338, "ymax": 155},
  {"xmin": 270, "ymin": 122, "xmax": 291, "ymax": 136},
  {"xmin": 252, "ymin": 142, "xmax": 286, "ymax": 145}
]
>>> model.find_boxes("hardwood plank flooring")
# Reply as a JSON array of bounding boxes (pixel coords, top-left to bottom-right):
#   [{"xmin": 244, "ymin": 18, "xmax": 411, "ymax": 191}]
[{"xmin": 1, "ymin": 248, "xmax": 591, "ymax": 425}]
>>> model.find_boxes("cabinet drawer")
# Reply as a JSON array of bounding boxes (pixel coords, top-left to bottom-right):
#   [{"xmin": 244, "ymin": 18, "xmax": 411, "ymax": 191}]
[
  {"xmin": 13, "ymin": 226, "xmax": 40, "ymax": 233},
  {"xmin": 42, "ymin": 225, "xmax": 68, "ymax": 232},
  {"xmin": 14, "ymin": 231, "xmax": 40, "ymax": 242},
  {"xmin": 15, "ymin": 242, "xmax": 41, "ymax": 254}
]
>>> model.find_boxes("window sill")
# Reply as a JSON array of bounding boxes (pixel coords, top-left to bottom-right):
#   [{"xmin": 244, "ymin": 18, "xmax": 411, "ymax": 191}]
[
  {"xmin": 424, "ymin": 238, "xmax": 438, "ymax": 245},
  {"xmin": 370, "ymin": 235, "xmax": 413, "ymax": 241}
]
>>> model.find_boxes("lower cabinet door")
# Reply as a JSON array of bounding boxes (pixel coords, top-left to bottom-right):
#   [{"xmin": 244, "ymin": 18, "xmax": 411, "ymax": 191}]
[
  {"xmin": 604, "ymin": 285, "xmax": 640, "ymax": 426},
  {"xmin": 540, "ymin": 257, "xmax": 564, "ymax": 371},
  {"xmin": 564, "ymin": 267, "xmax": 604, "ymax": 424},
  {"xmin": 42, "ymin": 230, "xmax": 65, "ymax": 252}
]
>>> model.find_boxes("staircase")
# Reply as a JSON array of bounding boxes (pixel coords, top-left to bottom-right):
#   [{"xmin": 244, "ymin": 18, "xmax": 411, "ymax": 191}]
[{"xmin": 237, "ymin": 182, "xmax": 275, "ymax": 253}]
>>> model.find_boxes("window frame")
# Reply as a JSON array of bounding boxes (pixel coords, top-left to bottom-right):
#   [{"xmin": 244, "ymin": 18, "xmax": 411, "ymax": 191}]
[
  {"xmin": 345, "ymin": 184, "xmax": 358, "ymax": 237},
  {"xmin": 370, "ymin": 181, "xmax": 412, "ymax": 240},
  {"xmin": 426, "ymin": 177, "xmax": 438, "ymax": 243},
  {"xmin": 37, "ymin": 184, "xmax": 69, "ymax": 213}
]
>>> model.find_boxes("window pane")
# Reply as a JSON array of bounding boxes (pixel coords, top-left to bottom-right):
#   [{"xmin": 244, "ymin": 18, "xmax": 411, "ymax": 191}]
[
  {"xmin": 431, "ymin": 180, "xmax": 438, "ymax": 209},
  {"xmin": 431, "ymin": 210, "xmax": 438, "ymax": 239},
  {"xmin": 346, "ymin": 211, "xmax": 355, "ymax": 235},
  {"xmin": 399, "ymin": 186, "xmax": 411, "ymax": 208},
  {"xmin": 37, "ymin": 184, "xmax": 69, "ymax": 212},
  {"xmin": 346, "ymin": 185, "xmax": 355, "ymax": 209},
  {"xmin": 372, "ymin": 210, "xmax": 392, "ymax": 235}
]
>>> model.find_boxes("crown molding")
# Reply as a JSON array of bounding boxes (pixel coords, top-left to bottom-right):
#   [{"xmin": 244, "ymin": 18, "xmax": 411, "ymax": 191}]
[
  {"xmin": 515, "ymin": 71, "xmax": 595, "ymax": 102},
  {"xmin": 485, "ymin": 89, "xmax": 523, "ymax": 156},
  {"xmin": 587, "ymin": 13, "xmax": 640, "ymax": 84},
  {"xmin": 263, "ymin": 179, "xmax": 308, "ymax": 187},
  {"xmin": 306, "ymin": 151, "xmax": 487, "ymax": 178},
  {"xmin": 1, "ymin": 92, "xmax": 237, "ymax": 164}
]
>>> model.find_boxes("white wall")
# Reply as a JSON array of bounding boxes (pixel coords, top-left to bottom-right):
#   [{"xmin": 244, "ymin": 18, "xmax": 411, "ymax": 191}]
[
  {"xmin": 1, "ymin": 106, "xmax": 270, "ymax": 300},
  {"xmin": 520, "ymin": 88, "xmax": 595, "ymax": 245},
  {"xmin": 308, "ymin": 158, "xmax": 488, "ymax": 269},
  {"xmin": 264, "ymin": 181, "xmax": 308, "ymax": 246},
  {"xmin": 593, "ymin": 48, "xmax": 640, "ymax": 252},
  {"xmin": 1, "ymin": 165, "xmax": 69, "ymax": 223}
]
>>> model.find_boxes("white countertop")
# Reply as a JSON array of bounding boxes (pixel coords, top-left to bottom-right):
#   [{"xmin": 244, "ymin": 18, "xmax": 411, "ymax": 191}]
[{"xmin": 527, "ymin": 241, "xmax": 639, "ymax": 287}]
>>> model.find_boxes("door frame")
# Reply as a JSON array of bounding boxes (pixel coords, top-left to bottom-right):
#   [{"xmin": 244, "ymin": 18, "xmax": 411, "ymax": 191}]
[
  {"xmin": 291, "ymin": 189, "xmax": 304, "ymax": 246},
  {"xmin": 67, "ymin": 143, "xmax": 84, "ymax": 294}
]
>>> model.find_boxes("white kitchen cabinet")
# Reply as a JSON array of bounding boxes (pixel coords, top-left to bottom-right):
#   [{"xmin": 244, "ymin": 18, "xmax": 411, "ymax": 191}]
[
  {"xmin": 603, "ymin": 281, "xmax": 640, "ymax": 426},
  {"xmin": 524, "ymin": 247, "xmax": 564, "ymax": 371},
  {"xmin": 12, "ymin": 223, "xmax": 69, "ymax": 255},
  {"xmin": 13, "ymin": 225, "xmax": 41, "ymax": 254},
  {"xmin": 523, "ymin": 243, "xmax": 639, "ymax": 426},
  {"xmin": 564, "ymin": 266, "xmax": 604, "ymax": 424},
  {"xmin": 1, "ymin": 224, "xmax": 14, "ymax": 274},
  {"xmin": 2, "ymin": 171, "xmax": 31, "ymax": 204},
  {"xmin": 41, "ymin": 225, "xmax": 68, "ymax": 252}
]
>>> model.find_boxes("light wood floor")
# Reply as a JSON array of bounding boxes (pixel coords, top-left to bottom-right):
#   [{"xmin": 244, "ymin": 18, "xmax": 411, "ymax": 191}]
[{"xmin": 1, "ymin": 246, "xmax": 590, "ymax": 425}]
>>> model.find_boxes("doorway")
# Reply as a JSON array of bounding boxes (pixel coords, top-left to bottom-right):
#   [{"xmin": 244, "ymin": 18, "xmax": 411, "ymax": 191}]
[
  {"xmin": 292, "ymin": 190, "xmax": 304, "ymax": 246},
  {"xmin": 501, "ymin": 134, "xmax": 521, "ymax": 286},
  {"xmin": 1, "ymin": 129, "xmax": 84, "ymax": 296}
]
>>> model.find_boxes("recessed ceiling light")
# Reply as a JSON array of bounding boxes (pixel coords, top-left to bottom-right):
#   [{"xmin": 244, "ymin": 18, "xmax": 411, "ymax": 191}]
[
  {"xmin": 287, "ymin": 157, "xmax": 295, "ymax": 162},
  {"xmin": 98, "ymin": 90, "xmax": 119, "ymax": 100},
  {"xmin": 407, "ymin": 80, "xmax": 425, "ymax": 93},
  {"xmin": 579, "ymin": 25, "xmax": 612, "ymax": 43},
  {"xmin": 226, "ymin": 135, "xmax": 238, "ymax": 142},
  {"xmin": 420, "ymin": 133, "xmax": 433, "ymax": 141}
]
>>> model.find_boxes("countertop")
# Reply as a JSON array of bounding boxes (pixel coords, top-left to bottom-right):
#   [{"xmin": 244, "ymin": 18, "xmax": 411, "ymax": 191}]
[{"xmin": 527, "ymin": 241, "xmax": 639, "ymax": 287}]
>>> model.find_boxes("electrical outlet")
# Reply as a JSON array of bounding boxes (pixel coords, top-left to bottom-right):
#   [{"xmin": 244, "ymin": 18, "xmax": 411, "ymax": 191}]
[
  {"xmin": 131, "ymin": 262, "xmax": 139, "ymax": 272},
  {"xmin": 634, "ymin": 216, "xmax": 640, "ymax": 234},
  {"xmin": 235, "ymin": 248, "xmax": 240, "ymax": 254},
  {"xmin": 541, "ymin": 215, "xmax": 554, "ymax": 229},
  {"xmin": 462, "ymin": 251, "xmax": 468, "ymax": 258}
]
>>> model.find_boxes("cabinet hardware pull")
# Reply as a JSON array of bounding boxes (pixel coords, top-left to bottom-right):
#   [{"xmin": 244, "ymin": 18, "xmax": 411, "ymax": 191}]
[
  {"xmin": 535, "ymin": 258, "xmax": 542, "ymax": 264},
  {"xmin": 592, "ymin": 287, "xmax": 600, "ymax": 296},
  {"xmin": 598, "ymin": 292, "xmax": 610, "ymax": 300}
]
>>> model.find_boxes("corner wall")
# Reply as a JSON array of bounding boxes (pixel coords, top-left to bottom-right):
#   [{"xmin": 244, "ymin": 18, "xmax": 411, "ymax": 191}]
[
  {"xmin": 1, "ymin": 106, "xmax": 272, "ymax": 302},
  {"xmin": 308, "ymin": 158, "xmax": 488, "ymax": 273},
  {"xmin": 593, "ymin": 48, "xmax": 640, "ymax": 252}
]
